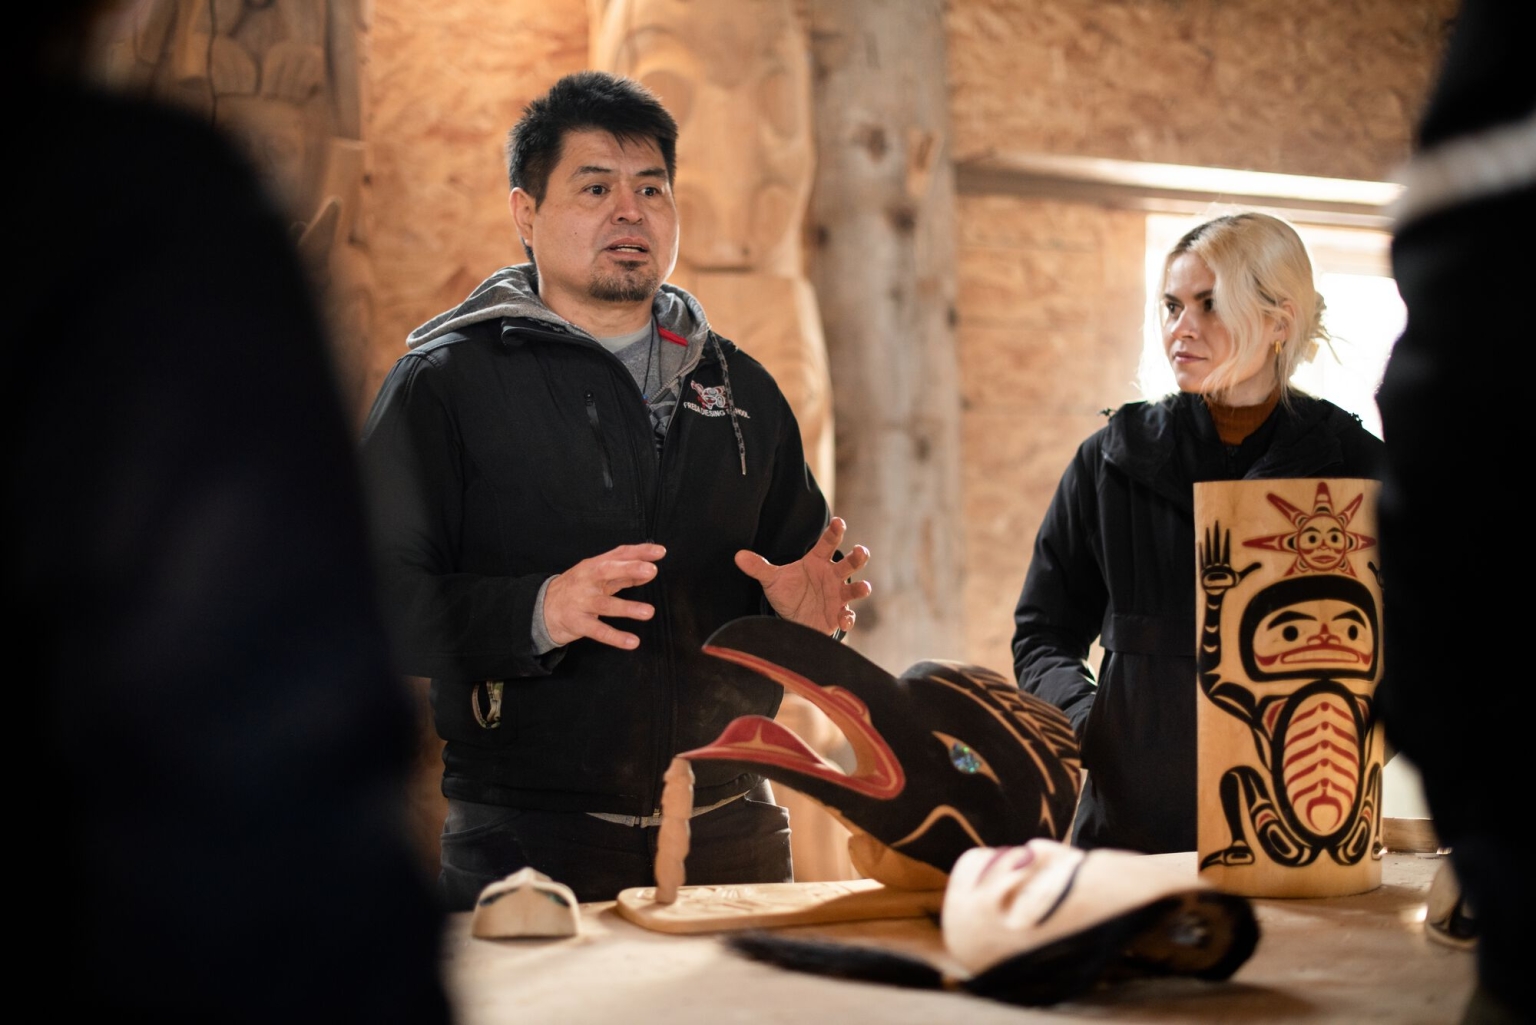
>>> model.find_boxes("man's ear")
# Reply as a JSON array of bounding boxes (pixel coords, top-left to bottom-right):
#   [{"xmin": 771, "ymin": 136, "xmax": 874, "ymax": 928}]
[{"xmin": 510, "ymin": 188, "xmax": 536, "ymax": 247}]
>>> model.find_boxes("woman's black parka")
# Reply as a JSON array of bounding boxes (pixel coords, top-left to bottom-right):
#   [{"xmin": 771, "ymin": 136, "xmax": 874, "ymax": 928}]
[{"xmin": 1012, "ymin": 390, "xmax": 1387, "ymax": 853}]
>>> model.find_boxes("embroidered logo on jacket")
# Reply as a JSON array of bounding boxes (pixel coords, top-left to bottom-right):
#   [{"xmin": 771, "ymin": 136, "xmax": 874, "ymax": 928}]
[{"xmin": 684, "ymin": 381, "xmax": 751, "ymax": 419}]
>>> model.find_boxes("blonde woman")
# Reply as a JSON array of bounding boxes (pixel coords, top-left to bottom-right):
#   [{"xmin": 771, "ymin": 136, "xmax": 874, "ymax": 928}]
[{"xmin": 1010, "ymin": 211, "xmax": 1386, "ymax": 855}]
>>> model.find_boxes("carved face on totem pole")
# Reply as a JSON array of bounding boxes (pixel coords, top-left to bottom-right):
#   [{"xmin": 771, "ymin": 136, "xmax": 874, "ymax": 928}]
[{"xmin": 590, "ymin": 0, "xmax": 814, "ymax": 275}]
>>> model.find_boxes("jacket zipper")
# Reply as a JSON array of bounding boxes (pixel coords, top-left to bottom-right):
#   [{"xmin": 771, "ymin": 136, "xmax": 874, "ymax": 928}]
[
  {"xmin": 645, "ymin": 378, "xmax": 684, "ymax": 815},
  {"xmin": 584, "ymin": 392, "xmax": 614, "ymax": 489}
]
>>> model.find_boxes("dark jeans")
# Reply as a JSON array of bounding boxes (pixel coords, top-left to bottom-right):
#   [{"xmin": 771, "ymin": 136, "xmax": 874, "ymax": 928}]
[{"xmin": 438, "ymin": 780, "xmax": 792, "ymax": 910}]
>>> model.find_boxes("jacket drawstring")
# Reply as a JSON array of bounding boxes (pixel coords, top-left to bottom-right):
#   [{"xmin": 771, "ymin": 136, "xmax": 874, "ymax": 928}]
[{"xmin": 711, "ymin": 334, "xmax": 747, "ymax": 475}]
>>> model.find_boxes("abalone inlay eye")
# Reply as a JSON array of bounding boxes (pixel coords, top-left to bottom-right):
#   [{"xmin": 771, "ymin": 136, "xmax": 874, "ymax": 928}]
[
  {"xmin": 933, "ymin": 729, "xmax": 1001, "ymax": 783},
  {"xmin": 1168, "ymin": 910, "xmax": 1210, "ymax": 948},
  {"xmin": 950, "ymin": 742, "xmax": 982, "ymax": 773}
]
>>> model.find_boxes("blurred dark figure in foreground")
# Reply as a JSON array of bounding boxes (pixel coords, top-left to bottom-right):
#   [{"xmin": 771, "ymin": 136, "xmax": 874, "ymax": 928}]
[
  {"xmin": 3, "ymin": 3, "xmax": 451, "ymax": 1021},
  {"xmin": 1376, "ymin": 2, "xmax": 1534, "ymax": 1023}
]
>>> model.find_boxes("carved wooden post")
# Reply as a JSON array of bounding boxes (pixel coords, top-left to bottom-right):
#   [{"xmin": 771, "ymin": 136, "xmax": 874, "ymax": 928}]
[
  {"xmin": 805, "ymin": 0, "xmax": 964, "ymax": 673},
  {"xmin": 91, "ymin": 0, "xmax": 430, "ymax": 873},
  {"xmin": 591, "ymin": 0, "xmax": 853, "ymax": 883},
  {"xmin": 590, "ymin": 0, "xmax": 834, "ymax": 496},
  {"xmin": 1194, "ymin": 478, "xmax": 1385, "ymax": 897},
  {"xmin": 95, "ymin": 0, "xmax": 376, "ymax": 420}
]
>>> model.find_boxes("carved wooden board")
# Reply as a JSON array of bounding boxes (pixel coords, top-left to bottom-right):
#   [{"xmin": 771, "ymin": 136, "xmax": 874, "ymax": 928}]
[
  {"xmin": 615, "ymin": 879, "xmax": 942, "ymax": 934},
  {"xmin": 1194, "ymin": 478, "xmax": 1385, "ymax": 898}
]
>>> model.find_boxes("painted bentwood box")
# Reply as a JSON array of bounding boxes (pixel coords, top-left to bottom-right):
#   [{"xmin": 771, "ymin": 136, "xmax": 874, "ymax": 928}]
[{"xmin": 1193, "ymin": 478, "xmax": 1385, "ymax": 898}]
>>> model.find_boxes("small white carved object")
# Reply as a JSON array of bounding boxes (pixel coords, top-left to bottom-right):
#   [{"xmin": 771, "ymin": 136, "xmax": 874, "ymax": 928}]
[{"xmin": 470, "ymin": 867, "xmax": 580, "ymax": 939}]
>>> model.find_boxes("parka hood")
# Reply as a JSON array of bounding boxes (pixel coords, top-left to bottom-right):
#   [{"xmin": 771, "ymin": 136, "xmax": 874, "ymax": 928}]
[
  {"xmin": 405, "ymin": 263, "xmax": 716, "ymax": 354},
  {"xmin": 405, "ymin": 263, "xmax": 750, "ymax": 474},
  {"xmin": 1100, "ymin": 391, "xmax": 1363, "ymax": 511}
]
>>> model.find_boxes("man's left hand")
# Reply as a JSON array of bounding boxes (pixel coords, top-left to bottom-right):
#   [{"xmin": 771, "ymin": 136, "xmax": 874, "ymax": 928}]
[{"xmin": 734, "ymin": 517, "xmax": 872, "ymax": 636}]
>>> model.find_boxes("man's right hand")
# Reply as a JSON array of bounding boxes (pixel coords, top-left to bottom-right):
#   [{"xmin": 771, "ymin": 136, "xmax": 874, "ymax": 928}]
[{"xmin": 542, "ymin": 543, "xmax": 666, "ymax": 649}]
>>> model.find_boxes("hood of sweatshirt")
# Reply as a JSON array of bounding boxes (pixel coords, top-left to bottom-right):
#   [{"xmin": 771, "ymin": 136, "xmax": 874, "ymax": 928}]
[
  {"xmin": 406, "ymin": 263, "xmax": 750, "ymax": 474},
  {"xmin": 406, "ymin": 263, "xmax": 713, "ymax": 358}
]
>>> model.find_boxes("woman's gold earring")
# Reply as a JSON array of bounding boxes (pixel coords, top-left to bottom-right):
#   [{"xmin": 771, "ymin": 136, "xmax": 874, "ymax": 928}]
[{"xmin": 1273, "ymin": 338, "xmax": 1283, "ymax": 356}]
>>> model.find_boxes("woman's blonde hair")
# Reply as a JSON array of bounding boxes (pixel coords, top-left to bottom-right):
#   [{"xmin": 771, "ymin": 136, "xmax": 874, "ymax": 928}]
[{"xmin": 1162, "ymin": 211, "xmax": 1328, "ymax": 403}]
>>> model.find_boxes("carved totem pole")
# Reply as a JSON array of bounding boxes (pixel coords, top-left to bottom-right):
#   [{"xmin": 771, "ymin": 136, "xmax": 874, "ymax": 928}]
[
  {"xmin": 96, "ymin": 0, "xmax": 376, "ymax": 417},
  {"xmin": 590, "ymin": 0, "xmax": 851, "ymax": 882},
  {"xmin": 588, "ymin": 0, "xmax": 835, "ymax": 494}
]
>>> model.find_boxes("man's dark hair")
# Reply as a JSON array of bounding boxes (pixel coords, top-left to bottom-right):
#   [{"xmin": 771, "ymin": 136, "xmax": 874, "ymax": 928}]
[{"xmin": 507, "ymin": 70, "xmax": 678, "ymax": 203}]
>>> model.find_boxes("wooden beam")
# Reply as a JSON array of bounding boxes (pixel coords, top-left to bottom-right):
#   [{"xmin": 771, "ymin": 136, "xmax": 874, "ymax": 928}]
[{"xmin": 957, "ymin": 150, "xmax": 1403, "ymax": 229}]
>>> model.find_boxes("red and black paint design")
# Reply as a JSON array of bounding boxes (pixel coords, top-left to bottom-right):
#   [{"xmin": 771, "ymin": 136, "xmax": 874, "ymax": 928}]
[
  {"xmin": 1197, "ymin": 503, "xmax": 1383, "ymax": 872},
  {"xmin": 683, "ymin": 616, "xmax": 1082, "ymax": 877},
  {"xmin": 1242, "ymin": 481, "xmax": 1376, "ymax": 577}
]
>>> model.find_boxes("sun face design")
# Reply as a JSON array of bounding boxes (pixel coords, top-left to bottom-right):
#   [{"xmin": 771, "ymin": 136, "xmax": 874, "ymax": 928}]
[{"xmin": 1243, "ymin": 482, "xmax": 1376, "ymax": 576}]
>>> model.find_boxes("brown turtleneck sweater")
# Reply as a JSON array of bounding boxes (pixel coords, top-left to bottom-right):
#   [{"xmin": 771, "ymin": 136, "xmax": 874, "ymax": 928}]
[{"xmin": 1204, "ymin": 387, "xmax": 1282, "ymax": 446}]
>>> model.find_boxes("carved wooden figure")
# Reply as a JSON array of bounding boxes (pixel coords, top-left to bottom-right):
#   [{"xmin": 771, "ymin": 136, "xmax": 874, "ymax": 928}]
[
  {"xmin": 588, "ymin": 0, "xmax": 833, "ymax": 493},
  {"xmin": 95, "ymin": 0, "xmax": 376, "ymax": 416},
  {"xmin": 619, "ymin": 617, "xmax": 1081, "ymax": 934},
  {"xmin": 653, "ymin": 755, "xmax": 695, "ymax": 904},
  {"xmin": 590, "ymin": 0, "xmax": 850, "ymax": 883},
  {"xmin": 1194, "ymin": 479, "xmax": 1386, "ymax": 897},
  {"xmin": 677, "ymin": 617, "xmax": 1082, "ymax": 888}
]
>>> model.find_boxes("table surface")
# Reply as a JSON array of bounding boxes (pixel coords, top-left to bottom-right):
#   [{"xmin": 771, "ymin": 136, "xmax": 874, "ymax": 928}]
[{"xmin": 441, "ymin": 850, "xmax": 1475, "ymax": 1024}]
